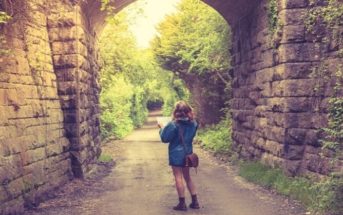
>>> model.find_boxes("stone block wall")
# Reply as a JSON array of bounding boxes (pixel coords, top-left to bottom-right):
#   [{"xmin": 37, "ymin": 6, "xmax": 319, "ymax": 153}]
[
  {"xmin": 0, "ymin": 0, "xmax": 72, "ymax": 213},
  {"xmin": 0, "ymin": 0, "xmax": 101, "ymax": 213},
  {"xmin": 229, "ymin": 0, "xmax": 342, "ymax": 176}
]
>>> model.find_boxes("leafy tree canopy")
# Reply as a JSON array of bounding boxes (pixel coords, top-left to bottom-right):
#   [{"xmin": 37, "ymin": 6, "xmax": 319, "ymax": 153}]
[{"xmin": 151, "ymin": 0, "xmax": 231, "ymax": 75}]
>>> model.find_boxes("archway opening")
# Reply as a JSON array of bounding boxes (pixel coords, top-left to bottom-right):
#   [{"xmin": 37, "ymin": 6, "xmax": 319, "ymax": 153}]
[{"xmin": 97, "ymin": 0, "xmax": 232, "ymax": 145}]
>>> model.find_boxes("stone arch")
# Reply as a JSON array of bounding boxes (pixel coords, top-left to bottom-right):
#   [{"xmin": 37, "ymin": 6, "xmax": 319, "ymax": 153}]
[
  {"xmin": 48, "ymin": 0, "xmax": 263, "ymax": 178},
  {"xmin": 53, "ymin": 0, "xmax": 335, "ymax": 178}
]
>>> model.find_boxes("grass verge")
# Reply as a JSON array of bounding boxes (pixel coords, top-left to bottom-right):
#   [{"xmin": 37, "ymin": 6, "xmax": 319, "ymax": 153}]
[{"xmin": 239, "ymin": 162, "xmax": 343, "ymax": 215}]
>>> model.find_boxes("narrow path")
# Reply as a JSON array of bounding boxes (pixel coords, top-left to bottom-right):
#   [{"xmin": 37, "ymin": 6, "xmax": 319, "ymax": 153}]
[{"xmin": 26, "ymin": 111, "xmax": 305, "ymax": 215}]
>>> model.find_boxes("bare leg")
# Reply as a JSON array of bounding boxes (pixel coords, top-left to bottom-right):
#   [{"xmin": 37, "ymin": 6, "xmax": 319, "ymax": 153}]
[
  {"xmin": 172, "ymin": 166, "xmax": 187, "ymax": 211},
  {"xmin": 172, "ymin": 166, "xmax": 185, "ymax": 198},
  {"xmin": 182, "ymin": 167, "xmax": 196, "ymax": 195},
  {"xmin": 183, "ymin": 167, "xmax": 200, "ymax": 209}
]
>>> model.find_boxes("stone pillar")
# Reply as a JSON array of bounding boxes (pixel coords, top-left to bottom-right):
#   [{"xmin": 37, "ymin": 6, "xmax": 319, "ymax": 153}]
[{"xmin": 47, "ymin": 1, "xmax": 101, "ymax": 178}]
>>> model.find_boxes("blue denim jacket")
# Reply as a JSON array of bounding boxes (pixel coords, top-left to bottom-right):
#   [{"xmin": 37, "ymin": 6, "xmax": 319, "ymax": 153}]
[{"xmin": 159, "ymin": 119, "xmax": 198, "ymax": 167}]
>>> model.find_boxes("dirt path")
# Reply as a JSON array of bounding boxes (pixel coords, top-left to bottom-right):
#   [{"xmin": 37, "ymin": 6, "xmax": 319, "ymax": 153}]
[{"xmin": 26, "ymin": 111, "xmax": 306, "ymax": 215}]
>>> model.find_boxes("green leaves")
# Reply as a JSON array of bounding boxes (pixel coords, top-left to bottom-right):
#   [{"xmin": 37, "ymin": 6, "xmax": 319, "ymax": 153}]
[
  {"xmin": 100, "ymin": 74, "xmax": 135, "ymax": 139},
  {"xmin": 322, "ymin": 97, "xmax": 343, "ymax": 152},
  {"xmin": 197, "ymin": 119, "xmax": 232, "ymax": 154},
  {"xmin": 152, "ymin": 0, "xmax": 231, "ymax": 75},
  {"xmin": 306, "ymin": 0, "xmax": 343, "ymax": 31},
  {"xmin": 0, "ymin": 11, "xmax": 10, "ymax": 24},
  {"xmin": 99, "ymin": 12, "xmax": 188, "ymax": 139},
  {"xmin": 239, "ymin": 162, "xmax": 343, "ymax": 214},
  {"xmin": 267, "ymin": 0, "xmax": 278, "ymax": 34}
]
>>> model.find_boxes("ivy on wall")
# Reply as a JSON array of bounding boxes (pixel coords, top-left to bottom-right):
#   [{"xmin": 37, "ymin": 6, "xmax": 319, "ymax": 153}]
[
  {"xmin": 305, "ymin": 0, "xmax": 343, "ymax": 33},
  {"xmin": 304, "ymin": 1, "xmax": 343, "ymax": 214},
  {"xmin": 0, "ymin": 7, "xmax": 10, "ymax": 55},
  {"xmin": 267, "ymin": 0, "xmax": 278, "ymax": 34},
  {"xmin": 267, "ymin": 0, "xmax": 283, "ymax": 48},
  {"xmin": 305, "ymin": 0, "xmax": 343, "ymax": 155}
]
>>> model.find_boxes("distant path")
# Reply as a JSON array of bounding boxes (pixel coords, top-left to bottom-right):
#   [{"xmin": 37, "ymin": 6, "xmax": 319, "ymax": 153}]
[{"xmin": 26, "ymin": 110, "xmax": 305, "ymax": 215}]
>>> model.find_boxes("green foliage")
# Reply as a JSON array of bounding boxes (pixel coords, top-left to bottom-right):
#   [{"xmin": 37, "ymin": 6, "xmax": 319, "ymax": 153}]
[
  {"xmin": 306, "ymin": 0, "xmax": 343, "ymax": 32},
  {"xmin": 197, "ymin": 119, "xmax": 232, "ymax": 154},
  {"xmin": 100, "ymin": 74, "xmax": 135, "ymax": 139},
  {"xmin": 305, "ymin": 0, "xmax": 343, "ymax": 55},
  {"xmin": 151, "ymin": 0, "xmax": 231, "ymax": 75},
  {"xmin": 98, "ymin": 154, "xmax": 113, "ymax": 163},
  {"xmin": 267, "ymin": 0, "xmax": 284, "ymax": 48},
  {"xmin": 101, "ymin": 0, "xmax": 115, "ymax": 11},
  {"xmin": 322, "ymin": 97, "xmax": 343, "ymax": 152},
  {"xmin": 130, "ymin": 86, "xmax": 148, "ymax": 127},
  {"xmin": 99, "ymin": 12, "xmax": 185, "ymax": 139},
  {"xmin": 310, "ymin": 176, "xmax": 343, "ymax": 214},
  {"xmin": 0, "ymin": 10, "xmax": 10, "ymax": 55},
  {"xmin": 160, "ymin": 74, "xmax": 190, "ymax": 116},
  {"xmin": 267, "ymin": 0, "xmax": 278, "ymax": 34},
  {"xmin": 99, "ymin": 13, "xmax": 144, "ymax": 139},
  {"xmin": 0, "ymin": 11, "xmax": 10, "ymax": 24},
  {"xmin": 321, "ymin": 67, "xmax": 343, "ymax": 153},
  {"xmin": 239, "ymin": 162, "xmax": 343, "ymax": 214}
]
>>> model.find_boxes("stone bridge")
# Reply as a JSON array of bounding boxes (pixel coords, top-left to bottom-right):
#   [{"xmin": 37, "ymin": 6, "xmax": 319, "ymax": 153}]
[{"xmin": 0, "ymin": 0, "xmax": 341, "ymax": 213}]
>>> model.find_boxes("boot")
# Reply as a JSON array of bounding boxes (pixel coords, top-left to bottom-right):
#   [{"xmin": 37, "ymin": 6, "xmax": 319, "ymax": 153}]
[
  {"xmin": 173, "ymin": 197, "xmax": 187, "ymax": 211},
  {"xmin": 189, "ymin": 195, "xmax": 200, "ymax": 209}
]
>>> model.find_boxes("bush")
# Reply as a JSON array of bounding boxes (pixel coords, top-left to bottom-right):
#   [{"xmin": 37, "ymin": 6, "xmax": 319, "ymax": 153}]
[
  {"xmin": 100, "ymin": 74, "xmax": 135, "ymax": 139},
  {"xmin": 131, "ymin": 86, "xmax": 148, "ymax": 128},
  {"xmin": 197, "ymin": 119, "xmax": 232, "ymax": 154}
]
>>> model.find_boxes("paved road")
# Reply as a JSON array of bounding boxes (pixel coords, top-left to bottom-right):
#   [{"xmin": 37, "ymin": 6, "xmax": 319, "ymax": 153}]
[{"xmin": 27, "ymin": 111, "xmax": 305, "ymax": 215}]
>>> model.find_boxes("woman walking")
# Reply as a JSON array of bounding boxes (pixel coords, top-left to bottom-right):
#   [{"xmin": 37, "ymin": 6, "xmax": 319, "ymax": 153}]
[{"xmin": 158, "ymin": 101, "xmax": 200, "ymax": 211}]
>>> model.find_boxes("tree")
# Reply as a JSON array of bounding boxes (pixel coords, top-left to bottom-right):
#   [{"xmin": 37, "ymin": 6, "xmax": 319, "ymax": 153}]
[
  {"xmin": 152, "ymin": 0, "xmax": 231, "ymax": 76},
  {"xmin": 151, "ymin": 0, "xmax": 232, "ymax": 125}
]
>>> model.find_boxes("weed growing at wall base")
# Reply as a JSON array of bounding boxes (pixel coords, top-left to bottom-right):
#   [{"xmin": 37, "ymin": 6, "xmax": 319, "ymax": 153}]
[
  {"xmin": 98, "ymin": 154, "xmax": 113, "ymax": 163},
  {"xmin": 197, "ymin": 119, "xmax": 232, "ymax": 154}
]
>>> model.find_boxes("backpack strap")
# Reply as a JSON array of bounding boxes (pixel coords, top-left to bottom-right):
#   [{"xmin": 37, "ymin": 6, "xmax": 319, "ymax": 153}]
[{"xmin": 176, "ymin": 123, "xmax": 188, "ymax": 154}]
